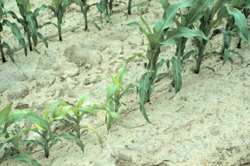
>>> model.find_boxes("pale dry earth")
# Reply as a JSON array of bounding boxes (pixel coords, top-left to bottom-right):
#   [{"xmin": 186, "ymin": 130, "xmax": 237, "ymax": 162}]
[{"xmin": 0, "ymin": 0, "xmax": 250, "ymax": 166}]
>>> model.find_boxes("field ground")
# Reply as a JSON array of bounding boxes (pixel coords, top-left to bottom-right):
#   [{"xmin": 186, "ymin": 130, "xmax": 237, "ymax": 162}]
[{"xmin": 1, "ymin": 0, "xmax": 250, "ymax": 165}]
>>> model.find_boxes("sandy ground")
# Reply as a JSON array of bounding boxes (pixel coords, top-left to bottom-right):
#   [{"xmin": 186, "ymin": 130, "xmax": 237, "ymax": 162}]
[{"xmin": 1, "ymin": 0, "xmax": 250, "ymax": 166}]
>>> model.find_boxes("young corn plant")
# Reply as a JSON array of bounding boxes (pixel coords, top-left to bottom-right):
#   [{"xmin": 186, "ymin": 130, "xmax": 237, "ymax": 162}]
[
  {"xmin": 6, "ymin": 0, "xmax": 48, "ymax": 52},
  {"xmin": 96, "ymin": 0, "xmax": 127, "ymax": 25},
  {"xmin": 75, "ymin": 0, "xmax": 101, "ymax": 31},
  {"xmin": 0, "ymin": 99, "xmax": 41, "ymax": 166},
  {"xmin": 20, "ymin": 101, "xmax": 84, "ymax": 158},
  {"xmin": 103, "ymin": 54, "xmax": 143, "ymax": 131},
  {"xmin": 47, "ymin": 0, "xmax": 71, "ymax": 41},
  {"xmin": 127, "ymin": 0, "xmax": 214, "ymax": 122},
  {"xmin": 0, "ymin": 1, "xmax": 27, "ymax": 63},
  {"xmin": 58, "ymin": 95, "xmax": 103, "ymax": 149}
]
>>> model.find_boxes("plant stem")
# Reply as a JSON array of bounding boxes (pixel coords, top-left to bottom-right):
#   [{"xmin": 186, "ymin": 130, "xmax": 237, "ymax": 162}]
[
  {"xmin": 27, "ymin": 32, "xmax": 32, "ymax": 51},
  {"xmin": 57, "ymin": 18, "xmax": 62, "ymax": 41},
  {"xmin": 194, "ymin": 42, "xmax": 206, "ymax": 74},
  {"xmin": 84, "ymin": 9, "xmax": 88, "ymax": 31},
  {"xmin": 0, "ymin": 46, "xmax": 6, "ymax": 63},
  {"xmin": 128, "ymin": 0, "xmax": 132, "ymax": 15},
  {"xmin": 76, "ymin": 122, "xmax": 81, "ymax": 139},
  {"xmin": 105, "ymin": 0, "xmax": 108, "ymax": 15},
  {"xmin": 43, "ymin": 132, "xmax": 49, "ymax": 158}
]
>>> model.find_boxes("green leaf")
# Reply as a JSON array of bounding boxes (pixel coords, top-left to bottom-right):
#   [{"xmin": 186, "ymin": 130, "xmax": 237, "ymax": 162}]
[
  {"xmin": 4, "ymin": 131, "xmax": 23, "ymax": 144},
  {"xmin": 60, "ymin": 119, "xmax": 77, "ymax": 132},
  {"xmin": 172, "ymin": 57, "xmax": 182, "ymax": 94},
  {"xmin": 16, "ymin": 0, "xmax": 31, "ymax": 13},
  {"xmin": 52, "ymin": 0, "xmax": 62, "ymax": 12},
  {"xmin": 105, "ymin": 112, "xmax": 113, "ymax": 131},
  {"xmin": 138, "ymin": 74, "xmax": 151, "ymax": 123},
  {"xmin": 59, "ymin": 132, "xmax": 84, "ymax": 153},
  {"xmin": 82, "ymin": 126, "xmax": 103, "ymax": 145},
  {"xmin": 49, "ymin": 138, "xmax": 62, "ymax": 149},
  {"xmin": 3, "ymin": 20, "xmax": 27, "ymax": 57},
  {"xmin": 26, "ymin": 13, "xmax": 38, "ymax": 46},
  {"xmin": 21, "ymin": 140, "xmax": 43, "ymax": 147},
  {"xmin": 88, "ymin": 21, "xmax": 101, "ymax": 31},
  {"xmin": 120, "ymin": 84, "xmax": 135, "ymax": 99},
  {"xmin": 162, "ymin": 27, "xmax": 211, "ymax": 45},
  {"xmin": 184, "ymin": 0, "xmax": 214, "ymax": 27},
  {"xmin": 0, "ymin": 154, "xmax": 41, "ymax": 166},
  {"xmin": 201, "ymin": 66, "xmax": 215, "ymax": 72},
  {"xmin": 51, "ymin": 101, "xmax": 66, "ymax": 118},
  {"xmin": 42, "ymin": 105, "xmax": 50, "ymax": 120},
  {"xmin": 90, "ymin": 104, "xmax": 107, "ymax": 111},
  {"xmin": 106, "ymin": 83, "xmax": 117, "ymax": 104},
  {"xmin": 227, "ymin": 7, "xmax": 249, "ymax": 42},
  {"xmin": 0, "ymin": 6, "xmax": 3, "ymax": 21},
  {"xmin": 108, "ymin": 111, "xmax": 122, "ymax": 121},
  {"xmin": 229, "ymin": 50, "xmax": 243, "ymax": 63},
  {"xmin": 153, "ymin": 0, "xmax": 195, "ymax": 41},
  {"xmin": 37, "ymin": 32, "xmax": 48, "ymax": 48},
  {"xmin": 78, "ymin": 107, "xmax": 99, "ymax": 117},
  {"xmin": 158, "ymin": 0, "xmax": 171, "ymax": 10},
  {"xmin": 54, "ymin": 105, "xmax": 73, "ymax": 120},
  {"xmin": 76, "ymin": 94, "xmax": 95, "ymax": 108}
]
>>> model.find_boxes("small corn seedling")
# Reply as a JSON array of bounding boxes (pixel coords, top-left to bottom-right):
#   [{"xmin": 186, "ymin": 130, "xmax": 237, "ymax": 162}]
[
  {"xmin": 0, "ymin": 1, "xmax": 27, "ymax": 63},
  {"xmin": 20, "ymin": 101, "xmax": 84, "ymax": 158},
  {"xmin": 102, "ymin": 54, "xmax": 143, "ymax": 131},
  {"xmin": 6, "ymin": 0, "xmax": 48, "ymax": 52},
  {"xmin": 58, "ymin": 95, "xmax": 103, "ymax": 149},
  {"xmin": 96, "ymin": 0, "xmax": 127, "ymax": 25},
  {"xmin": 75, "ymin": 0, "xmax": 101, "ymax": 31},
  {"xmin": 47, "ymin": 0, "xmax": 71, "ymax": 41},
  {"xmin": 137, "ymin": 0, "xmax": 151, "ymax": 15},
  {"xmin": 128, "ymin": 0, "xmax": 213, "ymax": 122},
  {"xmin": 0, "ymin": 99, "xmax": 41, "ymax": 166}
]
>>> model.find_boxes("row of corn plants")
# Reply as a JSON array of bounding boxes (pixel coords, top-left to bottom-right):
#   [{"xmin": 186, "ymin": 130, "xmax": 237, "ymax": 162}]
[
  {"xmin": 0, "ymin": 53, "xmax": 141, "ymax": 165},
  {"xmin": 128, "ymin": 0, "xmax": 250, "ymax": 122},
  {"xmin": 0, "ymin": 0, "xmax": 150, "ymax": 63},
  {"xmin": 1, "ymin": 0, "xmax": 250, "ymax": 165}
]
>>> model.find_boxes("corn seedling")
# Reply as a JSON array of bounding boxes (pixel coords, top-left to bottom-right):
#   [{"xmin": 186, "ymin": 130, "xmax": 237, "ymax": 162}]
[
  {"xmin": 47, "ymin": 0, "xmax": 71, "ymax": 41},
  {"xmin": 101, "ymin": 54, "xmax": 143, "ymax": 131},
  {"xmin": 0, "ymin": 99, "xmax": 41, "ymax": 166},
  {"xmin": 76, "ymin": 0, "xmax": 101, "ymax": 31},
  {"xmin": 96, "ymin": 0, "xmax": 127, "ymax": 25},
  {"xmin": 20, "ymin": 101, "xmax": 84, "ymax": 158},
  {"xmin": 0, "ymin": 1, "xmax": 27, "ymax": 63},
  {"xmin": 58, "ymin": 95, "xmax": 103, "ymax": 150},
  {"xmin": 6, "ymin": 0, "xmax": 48, "ymax": 52},
  {"xmin": 137, "ymin": 1, "xmax": 151, "ymax": 15}
]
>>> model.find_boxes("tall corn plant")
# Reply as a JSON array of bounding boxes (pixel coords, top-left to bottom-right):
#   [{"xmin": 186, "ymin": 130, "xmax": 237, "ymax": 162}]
[
  {"xmin": 0, "ymin": 1, "xmax": 27, "ymax": 63},
  {"xmin": 211, "ymin": 0, "xmax": 250, "ymax": 66},
  {"xmin": 47, "ymin": 0, "xmax": 71, "ymax": 41},
  {"xmin": 6, "ymin": 0, "xmax": 48, "ymax": 51},
  {"xmin": 128, "ymin": 0, "xmax": 212, "ymax": 123}
]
